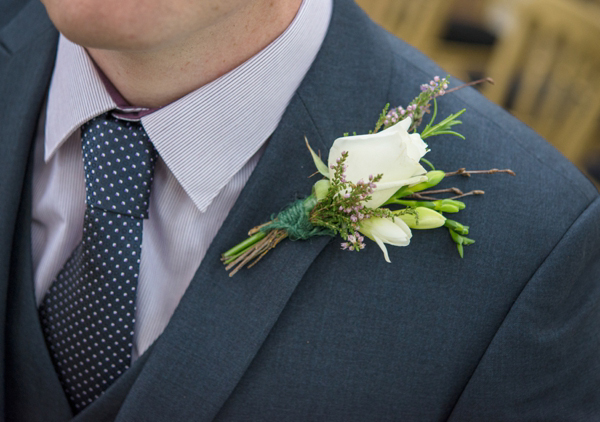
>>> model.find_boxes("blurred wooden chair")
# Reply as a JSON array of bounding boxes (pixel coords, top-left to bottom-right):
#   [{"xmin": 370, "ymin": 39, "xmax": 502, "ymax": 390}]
[
  {"xmin": 355, "ymin": 0, "xmax": 454, "ymax": 55},
  {"xmin": 355, "ymin": 0, "xmax": 494, "ymax": 81},
  {"xmin": 482, "ymin": 0, "xmax": 600, "ymax": 165}
]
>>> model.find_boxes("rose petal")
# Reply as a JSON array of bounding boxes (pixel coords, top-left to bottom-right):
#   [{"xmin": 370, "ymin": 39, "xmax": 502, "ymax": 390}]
[
  {"xmin": 367, "ymin": 174, "xmax": 428, "ymax": 208},
  {"xmin": 328, "ymin": 117, "xmax": 428, "ymax": 207}
]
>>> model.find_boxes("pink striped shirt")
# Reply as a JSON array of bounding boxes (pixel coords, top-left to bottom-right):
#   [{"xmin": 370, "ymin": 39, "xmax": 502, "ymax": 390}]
[{"xmin": 32, "ymin": 0, "xmax": 332, "ymax": 360}]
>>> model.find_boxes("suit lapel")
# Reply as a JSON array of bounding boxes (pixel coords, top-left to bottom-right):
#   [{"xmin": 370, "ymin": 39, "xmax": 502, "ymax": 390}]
[
  {"xmin": 116, "ymin": 93, "xmax": 333, "ymax": 422},
  {"xmin": 0, "ymin": 1, "xmax": 59, "ymax": 418},
  {"xmin": 116, "ymin": 1, "xmax": 394, "ymax": 420}
]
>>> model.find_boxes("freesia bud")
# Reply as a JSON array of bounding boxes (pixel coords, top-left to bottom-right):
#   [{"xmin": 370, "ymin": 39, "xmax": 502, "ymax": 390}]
[
  {"xmin": 436, "ymin": 199, "xmax": 466, "ymax": 213},
  {"xmin": 359, "ymin": 217, "xmax": 411, "ymax": 263},
  {"xmin": 444, "ymin": 219, "xmax": 469, "ymax": 235},
  {"xmin": 408, "ymin": 170, "xmax": 445, "ymax": 193},
  {"xmin": 395, "ymin": 207, "xmax": 446, "ymax": 230},
  {"xmin": 449, "ymin": 230, "xmax": 475, "ymax": 258},
  {"xmin": 312, "ymin": 180, "xmax": 331, "ymax": 202},
  {"xmin": 388, "ymin": 170, "xmax": 446, "ymax": 201},
  {"xmin": 440, "ymin": 204, "xmax": 459, "ymax": 213}
]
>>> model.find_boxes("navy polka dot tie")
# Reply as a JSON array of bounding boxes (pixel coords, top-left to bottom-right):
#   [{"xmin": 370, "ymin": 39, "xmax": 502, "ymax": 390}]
[{"xmin": 39, "ymin": 112, "xmax": 157, "ymax": 413}]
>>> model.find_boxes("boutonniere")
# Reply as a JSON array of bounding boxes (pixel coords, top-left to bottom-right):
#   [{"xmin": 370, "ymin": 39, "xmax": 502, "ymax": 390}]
[{"xmin": 222, "ymin": 76, "xmax": 514, "ymax": 276}]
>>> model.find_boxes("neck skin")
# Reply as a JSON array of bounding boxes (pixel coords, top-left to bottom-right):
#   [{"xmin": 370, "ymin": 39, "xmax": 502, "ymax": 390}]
[{"xmin": 87, "ymin": 0, "xmax": 302, "ymax": 108}]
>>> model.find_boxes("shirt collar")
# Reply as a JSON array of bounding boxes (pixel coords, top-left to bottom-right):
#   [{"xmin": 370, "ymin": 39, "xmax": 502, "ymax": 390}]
[
  {"xmin": 45, "ymin": 38, "xmax": 116, "ymax": 160},
  {"xmin": 45, "ymin": 0, "xmax": 332, "ymax": 212}
]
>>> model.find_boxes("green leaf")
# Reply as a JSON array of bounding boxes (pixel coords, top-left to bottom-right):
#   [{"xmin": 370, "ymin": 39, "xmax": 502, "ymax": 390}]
[
  {"xmin": 427, "ymin": 131, "xmax": 466, "ymax": 140},
  {"xmin": 305, "ymin": 137, "xmax": 330, "ymax": 178}
]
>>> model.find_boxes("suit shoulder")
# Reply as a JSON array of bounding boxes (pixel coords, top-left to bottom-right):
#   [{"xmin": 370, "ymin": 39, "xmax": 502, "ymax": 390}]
[
  {"xmin": 0, "ymin": 0, "xmax": 27, "ymax": 29},
  {"xmin": 341, "ymin": 28, "xmax": 600, "ymax": 277},
  {"xmin": 379, "ymin": 31, "xmax": 598, "ymax": 207},
  {"xmin": 0, "ymin": 0, "xmax": 55, "ymax": 55}
]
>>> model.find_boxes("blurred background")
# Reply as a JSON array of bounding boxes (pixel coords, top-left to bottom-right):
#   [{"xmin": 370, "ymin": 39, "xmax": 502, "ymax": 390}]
[{"xmin": 356, "ymin": 0, "xmax": 600, "ymax": 186}]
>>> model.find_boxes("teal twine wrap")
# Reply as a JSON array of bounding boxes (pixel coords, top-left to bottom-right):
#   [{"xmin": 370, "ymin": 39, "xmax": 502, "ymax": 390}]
[{"xmin": 261, "ymin": 198, "xmax": 335, "ymax": 240}]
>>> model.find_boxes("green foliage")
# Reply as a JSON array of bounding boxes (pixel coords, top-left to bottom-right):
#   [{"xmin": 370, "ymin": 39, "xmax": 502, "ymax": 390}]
[
  {"xmin": 305, "ymin": 137, "xmax": 330, "ymax": 178},
  {"xmin": 446, "ymin": 219, "xmax": 475, "ymax": 258},
  {"xmin": 372, "ymin": 103, "xmax": 390, "ymax": 134},
  {"xmin": 421, "ymin": 105, "xmax": 466, "ymax": 140}
]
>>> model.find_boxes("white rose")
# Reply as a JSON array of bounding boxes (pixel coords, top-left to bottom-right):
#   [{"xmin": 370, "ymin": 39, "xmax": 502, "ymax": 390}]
[
  {"xmin": 359, "ymin": 217, "xmax": 412, "ymax": 263},
  {"xmin": 328, "ymin": 117, "xmax": 429, "ymax": 208}
]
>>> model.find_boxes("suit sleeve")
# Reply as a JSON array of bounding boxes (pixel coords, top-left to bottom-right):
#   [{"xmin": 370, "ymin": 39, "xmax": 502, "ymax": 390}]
[{"xmin": 448, "ymin": 196, "xmax": 600, "ymax": 421}]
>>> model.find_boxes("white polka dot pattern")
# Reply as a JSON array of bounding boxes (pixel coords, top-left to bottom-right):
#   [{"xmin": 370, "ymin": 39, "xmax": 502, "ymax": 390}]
[{"xmin": 38, "ymin": 113, "xmax": 156, "ymax": 413}]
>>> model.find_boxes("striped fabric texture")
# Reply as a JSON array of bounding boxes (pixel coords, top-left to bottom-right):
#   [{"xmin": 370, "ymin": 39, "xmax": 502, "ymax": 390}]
[{"xmin": 32, "ymin": 0, "xmax": 332, "ymax": 361}]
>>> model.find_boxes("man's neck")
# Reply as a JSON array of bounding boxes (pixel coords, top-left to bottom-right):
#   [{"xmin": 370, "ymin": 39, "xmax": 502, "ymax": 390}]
[{"xmin": 87, "ymin": 0, "xmax": 303, "ymax": 108}]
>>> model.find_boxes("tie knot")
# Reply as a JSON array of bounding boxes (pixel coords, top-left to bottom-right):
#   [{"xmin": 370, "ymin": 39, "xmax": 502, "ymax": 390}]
[{"xmin": 81, "ymin": 113, "xmax": 157, "ymax": 218}]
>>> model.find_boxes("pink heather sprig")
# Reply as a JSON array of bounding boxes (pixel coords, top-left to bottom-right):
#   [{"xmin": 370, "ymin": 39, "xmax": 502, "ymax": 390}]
[
  {"xmin": 337, "ymin": 174, "xmax": 378, "ymax": 227},
  {"xmin": 310, "ymin": 154, "xmax": 392, "ymax": 252},
  {"xmin": 379, "ymin": 75, "xmax": 450, "ymax": 133},
  {"xmin": 341, "ymin": 232, "xmax": 365, "ymax": 251},
  {"xmin": 419, "ymin": 75, "xmax": 449, "ymax": 95}
]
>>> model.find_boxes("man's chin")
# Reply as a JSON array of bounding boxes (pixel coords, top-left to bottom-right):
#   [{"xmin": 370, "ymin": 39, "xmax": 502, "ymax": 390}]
[
  {"xmin": 40, "ymin": 0, "xmax": 169, "ymax": 51},
  {"xmin": 57, "ymin": 28, "xmax": 157, "ymax": 51}
]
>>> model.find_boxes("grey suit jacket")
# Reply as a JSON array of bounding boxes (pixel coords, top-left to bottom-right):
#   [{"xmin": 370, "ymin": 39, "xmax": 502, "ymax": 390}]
[{"xmin": 1, "ymin": 0, "xmax": 599, "ymax": 420}]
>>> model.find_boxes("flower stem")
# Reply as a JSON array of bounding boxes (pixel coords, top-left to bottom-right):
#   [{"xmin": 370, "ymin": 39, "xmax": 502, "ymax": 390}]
[
  {"xmin": 222, "ymin": 231, "xmax": 267, "ymax": 258},
  {"xmin": 225, "ymin": 229, "xmax": 288, "ymax": 277}
]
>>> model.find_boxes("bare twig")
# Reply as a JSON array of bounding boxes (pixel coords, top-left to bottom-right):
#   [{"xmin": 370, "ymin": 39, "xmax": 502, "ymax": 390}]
[
  {"xmin": 226, "ymin": 229, "xmax": 288, "ymax": 277},
  {"xmin": 247, "ymin": 231, "xmax": 288, "ymax": 269},
  {"xmin": 417, "ymin": 187, "xmax": 464, "ymax": 196},
  {"xmin": 444, "ymin": 168, "xmax": 516, "ymax": 178},
  {"xmin": 444, "ymin": 77, "xmax": 495, "ymax": 95},
  {"xmin": 224, "ymin": 242, "xmax": 261, "ymax": 272},
  {"xmin": 248, "ymin": 221, "xmax": 274, "ymax": 236},
  {"xmin": 404, "ymin": 193, "xmax": 443, "ymax": 201},
  {"xmin": 449, "ymin": 190, "xmax": 485, "ymax": 200}
]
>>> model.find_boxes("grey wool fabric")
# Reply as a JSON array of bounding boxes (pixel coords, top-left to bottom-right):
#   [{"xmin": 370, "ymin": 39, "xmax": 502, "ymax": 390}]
[{"xmin": 1, "ymin": 0, "xmax": 599, "ymax": 420}]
